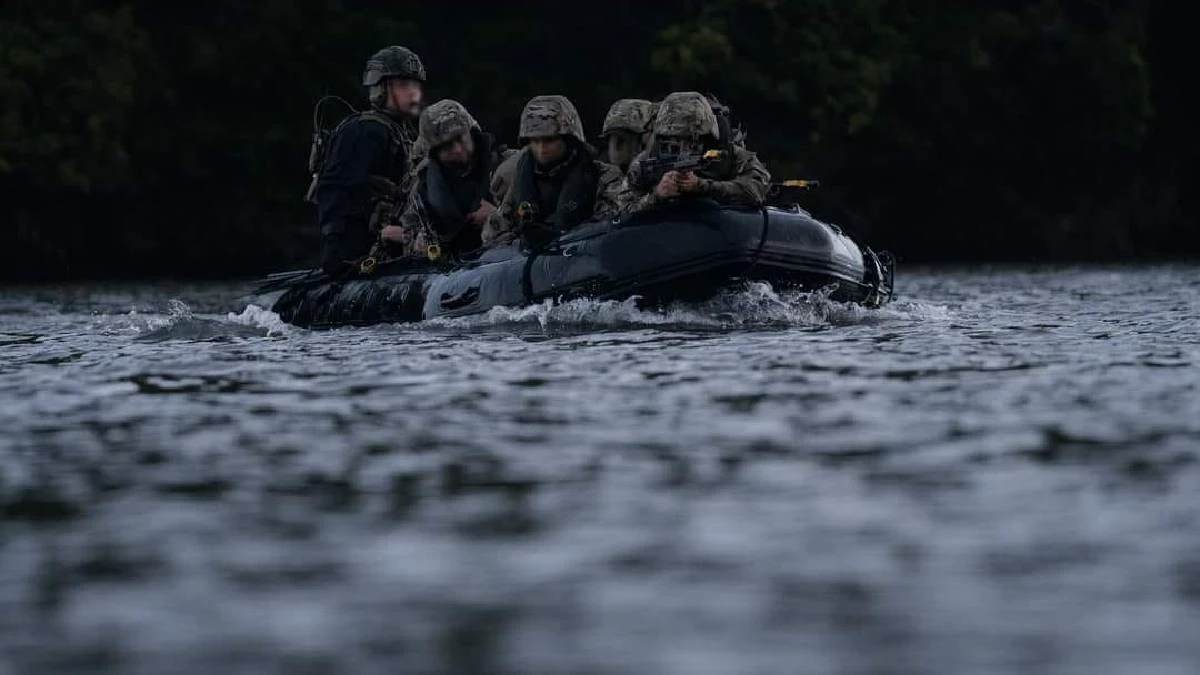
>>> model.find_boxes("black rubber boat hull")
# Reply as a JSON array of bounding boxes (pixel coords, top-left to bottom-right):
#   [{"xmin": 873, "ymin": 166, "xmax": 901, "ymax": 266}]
[{"xmin": 264, "ymin": 205, "xmax": 894, "ymax": 328}]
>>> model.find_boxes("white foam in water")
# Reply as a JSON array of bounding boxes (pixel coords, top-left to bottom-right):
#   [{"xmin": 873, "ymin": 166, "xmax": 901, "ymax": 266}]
[
  {"xmin": 119, "ymin": 287, "xmax": 948, "ymax": 337},
  {"xmin": 226, "ymin": 304, "xmax": 293, "ymax": 336},
  {"xmin": 119, "ymin": 299, "xmax": 192, "ymax": 334},
  {"xmin": 118, "ymin": 300, "xmax": 292, "ymax": 341},
  {"xmin": 166, "ymin": 298, "xmax": 193, "ymax": 318},
  {"xmin": 425, "ymin": 281, "xmax": 948, "ymax": 331},
  {"xmin": 885, "ymin": 299, "xmax": 954, "ymax": 321}
]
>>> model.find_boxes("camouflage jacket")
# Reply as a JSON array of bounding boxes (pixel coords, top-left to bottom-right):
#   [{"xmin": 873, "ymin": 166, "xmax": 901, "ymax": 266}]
[
  {"xmin": 488, "ymin": 148, "xmax": 521, "ymax": 206},
  {"xmin": 616, "ymin": 145, "xmax": 771, "ymax": 218},
  {"xmin": 391, "ymin": 153, "xmax": 496, "ymax": 260},
  {"xmin": 482, "ymin": 147, "xmax": 622, "ymax": 248}
]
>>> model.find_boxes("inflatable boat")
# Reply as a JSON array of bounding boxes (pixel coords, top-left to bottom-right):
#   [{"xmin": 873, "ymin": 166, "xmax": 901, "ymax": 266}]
[{"xmin": 256, "ymin": 202, "xmax": 895, "ymax": 329}]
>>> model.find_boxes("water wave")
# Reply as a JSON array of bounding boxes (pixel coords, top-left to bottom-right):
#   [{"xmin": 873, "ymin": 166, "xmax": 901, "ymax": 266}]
[
  {"xmin": 116, "ymin": 282, "xmax": 950, "ymax": 340},
  {"xmin": 131, "ymin": 299, "xmax": 286, "ymax": 342},
  {"xmin": 426, "ymin": 281, "xmax": 951, "ymax": 331}
]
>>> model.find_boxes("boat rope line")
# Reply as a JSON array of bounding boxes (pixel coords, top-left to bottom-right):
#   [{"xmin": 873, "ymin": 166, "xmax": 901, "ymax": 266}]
[
  {"xmin": 519, "ymin": 236, "xmax": 567, "ymax": 303},
  {"xmin": 521, "ymin": 248, "xmax": 539, "ymax": 303},
  {"xmin": 742, "ymin": 205, "xmax": 771, "ymax": 278}
]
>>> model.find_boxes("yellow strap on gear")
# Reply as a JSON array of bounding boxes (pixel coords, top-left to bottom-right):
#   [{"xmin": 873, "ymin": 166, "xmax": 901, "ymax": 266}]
[
  {"xmin": 426, "ymin": 243, "xmax": 442, "ymax": 261},
  {"xmin": 781, "ymin": 179, "xmax": 820, "ymax": 188},
  {"xmin": 703, "ymin": 149, "xmax": 723, "ymax": 160}
]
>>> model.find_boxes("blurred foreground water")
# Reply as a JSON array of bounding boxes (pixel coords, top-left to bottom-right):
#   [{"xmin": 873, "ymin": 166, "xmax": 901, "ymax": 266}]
[{"xmin": 1, "ymin": 266, "xmax": 1199, "ymax": 674}]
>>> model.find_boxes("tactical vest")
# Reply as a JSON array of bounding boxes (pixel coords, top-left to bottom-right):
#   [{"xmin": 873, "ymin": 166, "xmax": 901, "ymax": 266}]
[
  {"xmin": 421, "ymin": 130, "xmax": 496, "ymax": 239},
  {"xmin": 305, "ymin": 107, "xmax": 415, "ymax": 204},
  {"xmin": 510, "ymin": 146, "xmax": 599, "ymax": 234}
]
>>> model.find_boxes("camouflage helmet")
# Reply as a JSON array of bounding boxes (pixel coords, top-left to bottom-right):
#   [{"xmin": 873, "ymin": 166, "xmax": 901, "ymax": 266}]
[
  {"xmin": 419, "ymin": 99, "xmax": 480, "ymax": 149},
  {"xmin": 652, "ymin": 91, "xmax": 720, "ymax": 140},
  {"xmin": 518, "ymin": 95, "xmax": 586, "ymax": 144},
  {"xmin": 600, "ymin": 99, "xmax": 655, "ymax": 137}
]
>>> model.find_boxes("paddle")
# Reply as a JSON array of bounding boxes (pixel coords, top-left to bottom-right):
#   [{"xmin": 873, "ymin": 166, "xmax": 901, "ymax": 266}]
[{"xmin": 249, "ymin": 269, "xmax": 325, "ymax": 295}]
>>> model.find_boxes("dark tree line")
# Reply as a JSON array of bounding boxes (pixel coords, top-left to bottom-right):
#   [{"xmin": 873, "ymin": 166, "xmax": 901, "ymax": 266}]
[{"xmin": 1, "ymin": 0, "xmax": 1196, "ymax": 281}]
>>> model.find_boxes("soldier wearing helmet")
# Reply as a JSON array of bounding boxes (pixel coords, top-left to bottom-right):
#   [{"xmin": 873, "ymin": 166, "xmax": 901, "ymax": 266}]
[
  {"xmin": 482, "ymin": 95, "xmax": 622, "ymax": 250},
  {"xmin": 617, "ymin": 91, "xmax": 770, "ymax": 218},
  {"xmin": 389, "ymin": 100, "xmax": 504, "ymax": 262},
  {"xmin": 311, "ymin": 45, "xmax": 427, "ymax": 275},
  {"xmin": 599, "ymin": 98, "xmax": 656, "ymax": 174}
]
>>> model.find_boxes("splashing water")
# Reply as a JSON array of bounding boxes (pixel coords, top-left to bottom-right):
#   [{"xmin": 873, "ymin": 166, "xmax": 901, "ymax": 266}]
[
  {"xmin": 225, "ymin": 303, "xmax": 295, "ymax": 336},
  {"xmin": 133, "ymin": 301, "xmax": 272, "ymax": 341},
  {"xmin": 426, "ymin": 281, "xmax": 945, "ymax": 332},
  {"xmin": 111, "ymin": 281, "xmax": 948, "ymax": 340}
]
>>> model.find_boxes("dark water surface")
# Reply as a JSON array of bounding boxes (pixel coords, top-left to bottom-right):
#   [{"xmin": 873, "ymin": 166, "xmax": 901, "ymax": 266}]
[{"xmin": 2, "ymin": 267, "xmax": 1199, "ymax": 674}]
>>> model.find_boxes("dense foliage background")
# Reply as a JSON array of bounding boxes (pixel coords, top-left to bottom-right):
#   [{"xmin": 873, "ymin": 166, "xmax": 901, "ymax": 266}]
[{"xmin": 1, "ymin": 0, "xmax": 1196, "ymax": 280}]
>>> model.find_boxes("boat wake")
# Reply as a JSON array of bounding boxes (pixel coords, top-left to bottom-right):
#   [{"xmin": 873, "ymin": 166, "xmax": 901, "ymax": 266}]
[
  {"xmin": 124, "ymin": 283, "xmax": 947, "ymax": 341},
  {"xmin": 424, "ymin": 281, "xmax": 948, "ymax": 332}
]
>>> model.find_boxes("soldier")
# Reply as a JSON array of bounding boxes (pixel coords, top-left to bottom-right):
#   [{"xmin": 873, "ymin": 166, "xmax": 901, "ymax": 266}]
[
  {"xmin": 617, "ymin": 91, "xmax": 770, "ymax": 218},
  {"xmin": 482, "ymin": 95, "xmax": 621, "ymax": 250},
  {"xmin": 704, "ymin": 94, "xmax": 748, "ymax": 148},
  {"xmin": 310, "ymin": 45, "xmax": 425, "ymax": 275},
  {"xmin": 599, "ymin": 98, "xmax": 656, "ymax": 174},
  {"xmin": 488, "ymin": 146, "xmax": 521, "ymax": 206},
  {"xmin": 390, "ymin": 100, "xmax": 501, "ymax": 262}
]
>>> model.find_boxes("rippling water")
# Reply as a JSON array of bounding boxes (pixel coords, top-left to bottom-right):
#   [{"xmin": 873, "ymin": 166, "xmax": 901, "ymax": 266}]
[{"xmin": 2, "ymin": 266, "xmax": 1199, "ymax": 674}]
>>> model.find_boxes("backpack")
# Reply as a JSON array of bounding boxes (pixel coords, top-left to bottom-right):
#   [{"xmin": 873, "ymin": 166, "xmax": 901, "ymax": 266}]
[{"xmin": 303, "ymin": 95, "xmax": 411, "ymax": 203}]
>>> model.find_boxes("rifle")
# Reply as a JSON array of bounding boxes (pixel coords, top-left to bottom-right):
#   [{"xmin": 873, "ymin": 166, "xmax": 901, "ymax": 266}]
[{"xmin": 633, "ymin": 148, "xmax": 726, "ymax": 187}]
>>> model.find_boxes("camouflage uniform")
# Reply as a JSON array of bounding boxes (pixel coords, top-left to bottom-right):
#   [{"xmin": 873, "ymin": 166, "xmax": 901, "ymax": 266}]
[
  {"xmin": 616, "ymin": 91, "xmax": 770, "ymax": 218},
  {"xmin": 488, "ymin": 148, "xmax": 520, "ymax": 205},
  {"xmin": 599, "ymin": 98, "xmax": 656, "ymax": 173},
  {"xmin": 393, "ymin": 99, "xmax": 499, "ymax": 261},
  {"xmin": 482, "ymin": 95, "xmax": 621, "ymax": 248}
]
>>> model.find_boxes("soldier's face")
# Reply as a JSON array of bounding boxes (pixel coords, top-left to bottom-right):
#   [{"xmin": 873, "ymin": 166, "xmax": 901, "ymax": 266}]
[
  {"xmin": 606, "ymin": 131, "xmax": 642, "ymax": 169},
  {"xmin": 435, "ymin": 132, "xmax": 475, "ymax": 172},
  {"xmin": 529, "ymin": 137, "xmax": 567, "ymax": 166},
  {"xmin": 387, "ymin": 79, "xmax": 423, "ymax": 116}
]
